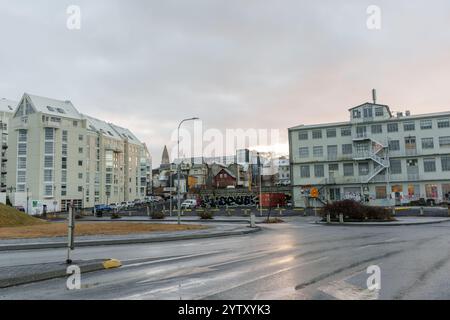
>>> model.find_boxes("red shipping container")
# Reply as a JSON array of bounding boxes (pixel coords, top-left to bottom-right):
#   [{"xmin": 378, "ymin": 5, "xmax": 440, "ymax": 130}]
[{"xmin": 260, "ymin": 193, "xmax": 286, "ymax": 207}]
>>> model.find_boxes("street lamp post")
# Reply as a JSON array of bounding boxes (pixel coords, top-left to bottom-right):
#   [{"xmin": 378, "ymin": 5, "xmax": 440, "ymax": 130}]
[{"xmin": 177, "ymin": 117, "xmax": 199, "ymax": 225}]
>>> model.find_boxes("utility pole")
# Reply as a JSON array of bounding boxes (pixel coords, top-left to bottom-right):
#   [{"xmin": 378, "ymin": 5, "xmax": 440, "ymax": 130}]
[
  {"xmin": 258, "ymin": 152, "xmax": 262, "ymax": 217},
  {"xmin": 177, "ymin": 117, "xmax": 199, "ymax": 225}
]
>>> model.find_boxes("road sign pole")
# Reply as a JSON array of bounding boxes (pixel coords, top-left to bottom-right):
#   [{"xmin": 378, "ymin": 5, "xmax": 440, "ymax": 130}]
[
  {"xmin": 66, "ymin": 205, "xmax": 75, "ymax": 264},
  {"xmin": 314, "ymin": 198, "xmax": 317, "ymax": 217}
]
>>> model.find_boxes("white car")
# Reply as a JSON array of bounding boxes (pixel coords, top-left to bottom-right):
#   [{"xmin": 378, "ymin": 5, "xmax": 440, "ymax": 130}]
[
  {"xmin": 109, "ymin": 203, "xmax": 119, "ymax": 210},
  {"xmin": 180, "ymin": 199, "xmax": 197, "ymax": 209}
]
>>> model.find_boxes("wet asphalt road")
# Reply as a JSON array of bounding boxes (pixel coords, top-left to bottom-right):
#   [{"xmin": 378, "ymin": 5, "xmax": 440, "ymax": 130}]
[{"xmin": 1, "ymin": 217, "xmax": 450, "ymax": 300}]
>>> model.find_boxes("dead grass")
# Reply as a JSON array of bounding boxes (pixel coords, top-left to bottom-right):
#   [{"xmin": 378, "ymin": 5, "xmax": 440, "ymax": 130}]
[
  {"xmin": 0, "ymin": 222, "xmax": 207, "ymax": 239},
  {"xmin": 0, "ymin": 204, "xmax": 47, "ymax": 228}
]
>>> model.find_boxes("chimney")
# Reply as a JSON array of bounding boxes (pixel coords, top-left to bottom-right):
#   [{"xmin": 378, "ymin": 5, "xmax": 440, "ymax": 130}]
[
  {"xmin": 405, "ymin": 110, "xmax": 411, "ymax": 116},
  {"xmin": 372, "ymin": 89, "xmax": 377, "ymax": 104}
]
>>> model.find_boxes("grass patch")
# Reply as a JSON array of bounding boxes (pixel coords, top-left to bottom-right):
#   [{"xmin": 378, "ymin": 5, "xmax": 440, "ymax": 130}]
[
  {"xmin": 0, "ymin": 222, "xmax": 207, "ymax": 239},
  {"xmin": 0, "ymin": 204, "xmax": 47, "ymax": 228}
]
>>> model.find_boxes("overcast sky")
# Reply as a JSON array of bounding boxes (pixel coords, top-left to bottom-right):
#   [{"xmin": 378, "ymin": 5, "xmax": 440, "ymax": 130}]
[{"xmin": 1, "ymin": 0, "xmax": 450, "ymax": 167}]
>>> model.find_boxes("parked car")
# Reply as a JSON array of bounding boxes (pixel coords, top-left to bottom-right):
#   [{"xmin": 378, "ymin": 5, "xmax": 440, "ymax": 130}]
[
  {"xmin": 14, "ymin": 206, "xmax": 25, "ymax": 212},
  {"xmin": 93, "ymin": 204, "xmax": 112, "ymax": 217},
  {"xmin": 109, "ymin": 203, "xmax": 120, "ymax": 211},
  {"xmin": 180, "ymin": 199, "xmax": 197, "ymax": 209}
]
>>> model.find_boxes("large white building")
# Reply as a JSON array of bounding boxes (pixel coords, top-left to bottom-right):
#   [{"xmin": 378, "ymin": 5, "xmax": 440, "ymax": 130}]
[
  {"xmin": 6, "ymin": 93, "xmax": 151, "ymax": 214},
  {"xmin": 0, "ymin": 98, "xmax": 16, "ymax": 195},
  {"xmin": 289, "ymin": 99, "xmax": 450, "ymax": 207}
]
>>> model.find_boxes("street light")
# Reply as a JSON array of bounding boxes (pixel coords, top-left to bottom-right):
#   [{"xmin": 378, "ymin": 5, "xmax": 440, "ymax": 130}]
[{"xmin": 177, "ymin": 117, "xmax": 199, "ymax": 225}]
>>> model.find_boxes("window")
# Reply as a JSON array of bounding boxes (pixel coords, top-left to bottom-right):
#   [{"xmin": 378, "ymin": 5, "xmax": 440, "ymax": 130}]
[
  {"xmin": 299, "ymin": 147, "xmax": 309, "ymax": 158},
  {"xmin": 44, "ymin": 184, "xmax": 53, "ymax": 196},
  {"xmin": 46, "ymin": 106, "xmax": 55, "ymax": 112},
  {"xmin": 78, "ymin": 134, "xmax": 83, "ymax": 141},
  {"xmin": 18, "ymin": 129, "xmax": 27, "ymax": 142},
  {"xmin": 78, "ymin": 160, "xmax": 83, "ymax": 166},
  {"xmin": 343, "ymin": 163, "xmax": 354, "ymax": 176},
  {"xmin": 44, "ymin": 142, "xmax": 53, "ymax": 154},
  {"xmin": 437, "ymin": 118, "xmax": 450, "ymax": 128},
  {"xmin": 326, "ymin": 128, "xmax": 336, "ymax": 138},
  {"xmin": 62, "ymin": 130, "xmax": 68, "ymax": 142},
  {"xmin": 313, "ymin": 146, "xmax": 323, "ymax": 158},
  {"xmin": 353, "ymin": 109, "xmax": 361, "ymax": 118},
  {"xmin": 18, "ymin": 143, "xmax": 27, "ymax": 156},
  {"xmin": 44, "ymin": 169, "xmax": 53, "ymax": 182},
  {"xmin": 327, "ymin": 145, "xmax": 338, "ymax": 159},
  {"xmin": 298, "ymin": 131, "xmax": 308, "ymax": 140},
  {"xmin": 389, "ymin": 140, "xmax": 400, "ymax": 151},
  {"xmin": 78, "ymin": 173, "xmax": 83, "ymax": 179},
  {"xmin": 423, "ymin": 158, "xmax": 436, "ymax": 172},
  {"xmin": 62, "ymin": 158, "xmax": 67, "ymax": 170},
  {"xmin": 404, "ymin": 122, "xmax": 415, "ymax": 131},
  {"xmin": 56, "ymin": 108, "xmax": 66, "ymax": 114},
  {"xmin": 376, "ymin": 186, "xmax": 387, "ymax": 199},
  {"xmin": 329, "ymin": 163, "xmax": 339, "ymax": 172},
  {"xmin": 78, "ymin": 186, "xmax": 83, "ymax": 192},
  {"xmin": 62, "ymin": 144, "xmax": 68, "ymax": 156},
  {"xmin": 363, "ymin": 107, "xmax": 373, "ymax": 118},
  {"xmin": 387, "ymin": 123, "xmax": 398, "ymax": 132},
  {"xmin": 300, "ymin": 165, "xmax": 310, "ymax": 178},
  {"xmin": 312, "ymin": 130, "xmax": 322, "ymax": 139},
  {"xmin": 425, "ymin": 184, "xmax": 438, "ymax": 198},
  {"xmin": 78, "ymin": 147, "xmax": 83, "ymax": 154},
  {"xmin": 439, "ymin": 136, "xmax": 450, "ymax": 147},
  {"xmin": 44, "ymin": 156, "xmax": 53, "ymax": 168},
  {"xmin": 390, "ymin": 159, "xmax": 402, "ymax": 174},
  {"xmin": 420, "ymin": 119, "xmax": 432, "ymax": 130},
  {"xmin": 442, "ymin": 156, "xmax": 450, "ymax": 171},
  {"xmin": 375, "ymin": 107, "xmax": 384, "ymax": 117},
  {"xmin": 342, "ymin": 144, "xmax": 353, "ymax": 155},
  {"xmin": 18, "ymin": 157, "xmax": 26, "ymax": 169},
  {"xmin": 371, "ymin": 124, "xmax": 382, "ymax": 134},
  {"xmin": 73, "ymin": 121, "xmax": 78, "ymax": 127},
  {"xmin": 62, "ymin": 170, "xmax": 67, "ymax": 183},
  {"xmin": 341, "ymin": 127, "xmax": 351, "ymax": 136},
  {"xmin": 314, "ymin": 164, "xmax": 324, "ymax": 177},
  {"xmin": 17, "ymin": 171, "xmax": 26, "ymax": 183},
  {"xmin": 421, "ymin": 138, "xmax": 434, "ymax": 149},
  {"xmin": 44, "ymin": 128, "xmax": 54, "ymax": 140},
  {"xmin": 358, "ymin": 162, "xmax": 369, "ymax": 176}
]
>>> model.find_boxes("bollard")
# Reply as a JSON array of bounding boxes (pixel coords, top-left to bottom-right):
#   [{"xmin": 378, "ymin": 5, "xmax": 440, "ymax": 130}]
[
  {"xmin": 327, "ymin": 213, "xmax": 331, "ymax": 224},
  {"xmin": 147, "ymin": 206, "xmax": 150, "ymax": 217},
  {"xmin": 420, "ymin": 206, "xmax": 424, "ymax": 216},
  {"xmin": 339, "ymin": 213, "xmax": 344, "ymax": 224},
  {"xmin": 250, "ymin": 212, "xmax": 256, "ymax": 228}
]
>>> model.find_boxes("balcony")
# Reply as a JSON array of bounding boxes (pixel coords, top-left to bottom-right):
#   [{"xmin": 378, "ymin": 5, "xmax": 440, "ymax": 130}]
[{"xmin": 43, "ymin": 120, "xmax": 61, "ymax": 128}]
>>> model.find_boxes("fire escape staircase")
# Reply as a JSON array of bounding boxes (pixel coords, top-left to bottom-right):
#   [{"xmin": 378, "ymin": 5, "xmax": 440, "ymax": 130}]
[{"xmin": 352, "ymin": 135, "xmax": 390, "ymax": 183}]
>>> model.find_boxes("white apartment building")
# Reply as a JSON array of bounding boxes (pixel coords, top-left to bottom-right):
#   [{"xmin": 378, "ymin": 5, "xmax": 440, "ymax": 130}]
[
  {"xmin": 6, "ymin": 93, "xmax": 151, "ymax": 214},
  {"xmin": 0, "ymin": 98, "xmax": 16, "ymax": 195},
  {"xmin": 289, "ymin": 100, "xmax": 450, "ymax": 207}
]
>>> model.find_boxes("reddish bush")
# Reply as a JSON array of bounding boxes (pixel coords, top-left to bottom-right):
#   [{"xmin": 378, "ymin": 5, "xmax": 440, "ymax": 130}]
[{"xmin": 322, "ymin": 200, "xmax": 392, "ymax": 221}]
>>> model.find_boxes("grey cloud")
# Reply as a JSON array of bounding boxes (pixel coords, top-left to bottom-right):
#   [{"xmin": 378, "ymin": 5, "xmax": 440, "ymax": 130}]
[{"xmin": 1, "ymin": 0, "xmax": 450, "ymax": 166}]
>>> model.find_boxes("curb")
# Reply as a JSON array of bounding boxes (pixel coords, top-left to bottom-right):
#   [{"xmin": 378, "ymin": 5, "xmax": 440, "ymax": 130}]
[
  {"xmin": 0, "ymin": 259, "xmax": 121, "ymax": 289},
  {"xmin": 0, "ymin": 227, "xmax": 261, "ymax": 252},
  {"xmin": 313, "ymin": 218, "xmax": 450, "ymax": 227},
  {"xmin": 80, "ymin": 218, "xmax": 252, "ymax": 224}
]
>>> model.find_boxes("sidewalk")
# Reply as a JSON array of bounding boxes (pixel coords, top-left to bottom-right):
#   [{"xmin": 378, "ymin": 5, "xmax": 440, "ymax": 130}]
[
  {"xmin": 0, "ymin": 224, "xmax": 261, "ymax": 251},
  {"xmin": 0, "ymin": 259, "xmax": 107, "ymax": 288},
  {"xmin": 314, "ymin": 217, "xmax": 450, "ymax": 226}
]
